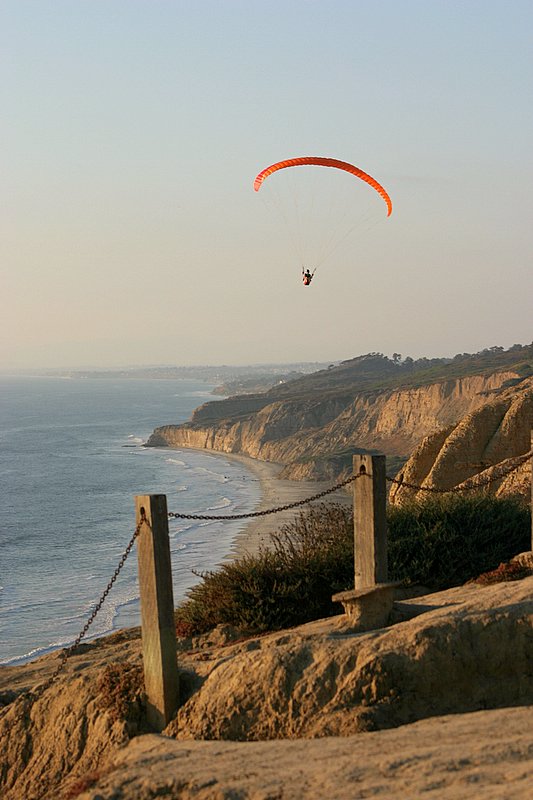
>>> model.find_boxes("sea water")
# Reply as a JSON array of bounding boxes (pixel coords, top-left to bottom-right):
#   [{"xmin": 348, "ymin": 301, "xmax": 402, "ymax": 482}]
[{"xmin": 0, "ymin": 376, "xmax": 262, "ymax": 665}]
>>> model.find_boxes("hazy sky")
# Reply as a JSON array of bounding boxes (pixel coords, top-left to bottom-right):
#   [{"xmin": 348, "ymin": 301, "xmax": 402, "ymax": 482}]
[{"xmin": 2, "ymin": 0, "xmax": 532, "ymax": 369}]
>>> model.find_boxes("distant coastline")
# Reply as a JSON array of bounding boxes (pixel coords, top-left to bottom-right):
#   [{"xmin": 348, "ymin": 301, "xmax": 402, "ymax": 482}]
[{"xmin": 13, "ymin": 362, "xmax": 330, "ymax": 384}]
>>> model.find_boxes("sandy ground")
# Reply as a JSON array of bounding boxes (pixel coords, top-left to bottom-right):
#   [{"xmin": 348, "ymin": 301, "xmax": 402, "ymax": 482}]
[{"xmin": 195, "ymin": 450, "xmax": 352, "ymax": 558}]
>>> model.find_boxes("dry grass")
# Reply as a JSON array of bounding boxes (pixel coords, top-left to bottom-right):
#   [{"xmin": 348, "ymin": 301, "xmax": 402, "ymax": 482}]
[
  {"xmin": 472, "ymin": 560, "xmax": 533, "ymax": 585},
  {"xmin": 96, "ymin": 663, "xmax": 146, "ymax": 736}
]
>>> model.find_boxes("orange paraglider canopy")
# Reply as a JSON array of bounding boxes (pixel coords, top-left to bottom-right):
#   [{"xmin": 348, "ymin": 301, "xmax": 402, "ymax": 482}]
[{"xmin": 253, "ymin": 156, "xmax": 392, "ymax": 217}]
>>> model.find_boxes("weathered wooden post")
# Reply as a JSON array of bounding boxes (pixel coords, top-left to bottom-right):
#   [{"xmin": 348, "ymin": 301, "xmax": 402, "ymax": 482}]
[
  {"xmin": 353, "ymin": 454, "xmax": 388, "ymax": 588},
  {"xmin": 135, "ymin": 494, "xmax": 179, "ymax": 731},
  {"xmin": 332, "ymin": 454, "xmax": 398, "ymax": 631}
]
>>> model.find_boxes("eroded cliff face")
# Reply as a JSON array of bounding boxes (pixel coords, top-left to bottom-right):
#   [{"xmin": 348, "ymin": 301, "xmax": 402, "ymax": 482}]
[
  {"xmin": 389, "ymin": 376, "xmax": 533, "ymax": 504},
  {"xmin": 147, "ymin": 371, "xmax": 521, "ymax": 479}
]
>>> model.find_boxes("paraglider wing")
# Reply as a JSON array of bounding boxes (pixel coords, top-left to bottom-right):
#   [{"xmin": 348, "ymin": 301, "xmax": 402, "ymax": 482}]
[{"xmin": 253, "ymin": 156, "xmax": 392, "ymax": 217}]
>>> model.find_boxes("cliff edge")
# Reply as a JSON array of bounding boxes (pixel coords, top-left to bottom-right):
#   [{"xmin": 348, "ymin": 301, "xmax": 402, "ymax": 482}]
[{"xmin": 1, "ymin": 576, "xmax": 532, "ymax": 799}]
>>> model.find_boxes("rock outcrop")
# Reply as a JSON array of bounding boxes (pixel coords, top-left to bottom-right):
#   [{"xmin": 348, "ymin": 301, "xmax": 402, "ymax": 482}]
[
  {"xmin": 1, "ymin": 577, "xmax": 532, "ymax": 799},
  {"xmin": 390, "ymin": 377, "xmax": 533, "ymax": 504},
  {"xmin": 0, "ymin": 629, "xmax": 143, "ymax": 800},
  {"xmin": 76, "ymin": 706, "xmax": 533, "ymax": 799},
  {"xmin": 169, "ymin": 578, "xmax": 533, "ymax": 741}
]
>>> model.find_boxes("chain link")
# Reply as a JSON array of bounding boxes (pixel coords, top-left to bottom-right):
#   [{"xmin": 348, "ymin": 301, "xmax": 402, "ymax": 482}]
[
  {"xmin": 0, "ymin": 518, "xmax": 145, "ymax": 740},
  {"xmin": 169, "ymin": 450, "xmax": 533, "ymax": 520},
  {"xmin": 168, "ymin": 472, "xmax": 362, "ymax": 521},
  {"xmin": 386, "ymin": 449, "xmax": 533, "ymax": 494}
]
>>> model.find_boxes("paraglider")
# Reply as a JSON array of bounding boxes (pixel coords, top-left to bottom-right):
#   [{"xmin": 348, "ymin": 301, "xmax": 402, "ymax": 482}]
[
  {"xmin": 254, "ymin": 156, "xmax": 392, "ymax": 216},
  {"xmin": 254, "ymin": 157, "xmax": 392, "ymax": 286}
]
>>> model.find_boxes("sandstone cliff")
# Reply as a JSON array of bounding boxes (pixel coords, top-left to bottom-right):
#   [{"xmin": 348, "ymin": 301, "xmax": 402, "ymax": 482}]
[
  {"xmin": 1, "ymin": 576, "xmax": 532, "ymax": 799},
  {"xmin": 390, "ymin": 376, "xmax": 533, "ymax": 504},
  {"xmin": 148, "ymin": 369, "xmax": 522, "ymax": 480}
]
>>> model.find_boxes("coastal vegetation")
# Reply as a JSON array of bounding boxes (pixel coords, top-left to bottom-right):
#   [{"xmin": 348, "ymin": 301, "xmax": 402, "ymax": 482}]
[
  {"xmin": 175, "ymin": 495, "xmax": 531, "ymax": 637},
  {"xmin": 259, "ymin": 343, "xmax": 533, "ymax": 399}
]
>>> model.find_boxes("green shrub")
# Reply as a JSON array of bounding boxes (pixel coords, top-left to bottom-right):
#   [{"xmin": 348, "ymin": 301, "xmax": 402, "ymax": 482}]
[
  {"xmin": 387, "ymin": 493, "xmax": 530, "ymax": 589},
  {"xmin": 175, "ymin": 503, "xmax": 353, "ymax": 634},
  {"xmin": 175, "ymin": 494, "xmax": 531, "ymax": 636}
]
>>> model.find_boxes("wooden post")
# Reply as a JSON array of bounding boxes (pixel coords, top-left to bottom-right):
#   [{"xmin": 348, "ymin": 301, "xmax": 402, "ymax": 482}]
[
  {"xmin": 331, "ymin": 453, "xmax": 396, "ymax": 631},
  {"xmin": 135, "ymin": 494, "xmax": 178, "ymax": 732},
  {"xmin": 353, "ymin": 454, "xmax": 388, "ymax": 589}
]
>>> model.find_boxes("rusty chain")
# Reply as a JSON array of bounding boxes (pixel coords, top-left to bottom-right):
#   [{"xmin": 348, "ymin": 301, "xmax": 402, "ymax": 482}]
[
  {"xmin": 0, "ymin": 517, "xmax": 145, "ymax": 739},
  {"xmin": 168, "ymin": 472, "xmax": 363, "ymax": 521},
  {"xmin": 168, "ymin": 449, "xmax": 533, "ymax": 521},
  {"xmin": 386, "ymin": 449, "xmax": 533, "ymax": 494}
]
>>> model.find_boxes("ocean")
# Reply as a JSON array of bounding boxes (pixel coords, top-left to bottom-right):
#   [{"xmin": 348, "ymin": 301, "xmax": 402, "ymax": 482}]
[{"xmin": 0, "ymin": 376, "xmax": 262, "ymax": 665}]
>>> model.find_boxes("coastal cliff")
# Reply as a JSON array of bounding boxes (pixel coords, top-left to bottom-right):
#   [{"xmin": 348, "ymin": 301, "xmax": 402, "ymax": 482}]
[{"xmin": 148, "ymin": 366, "xmax": 523, "ymax": 479}]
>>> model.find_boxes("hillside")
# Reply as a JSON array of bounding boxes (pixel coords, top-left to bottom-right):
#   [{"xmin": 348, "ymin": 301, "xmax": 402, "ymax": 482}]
[{"xmin": 147, "ymin": 344, "xmax": 533, "ymax": 481}]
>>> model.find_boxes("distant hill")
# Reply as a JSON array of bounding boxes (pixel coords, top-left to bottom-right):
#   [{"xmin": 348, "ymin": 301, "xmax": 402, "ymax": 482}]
[{"xmin": 263, "ymin": 344, "xmax": 533, "ymax": 399}]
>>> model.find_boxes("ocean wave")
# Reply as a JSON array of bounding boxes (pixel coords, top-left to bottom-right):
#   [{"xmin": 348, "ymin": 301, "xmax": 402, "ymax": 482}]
[
  {"xmin": 0, "ymin": 624, "xmax": 115, "ymax": 666},
  {"xmin": 191, "ymin": 466, "xmax": 230, "ymax": 482},
  {"xmin": 206, "ymin": 496, "xmax": 232, "ymax": 511},
  {"xmin": 170, "ymin": 522, "xmax": 197, "ymax": 535},
  {"xmin": 166, "ymin": 458, "xmax": 186, "ymax": 466},
  {"xmin": 0, "ymin": 643, "xmax": 68, "ymax": 666},
  {"xmin": 0, "ymin": 596, "xmax": 69, "ymax": 615}
]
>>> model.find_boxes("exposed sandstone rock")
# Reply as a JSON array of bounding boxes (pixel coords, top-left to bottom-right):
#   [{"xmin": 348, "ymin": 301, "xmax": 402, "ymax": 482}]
[
  {"xmin": 390, "ymin": 378, "xmax": 533, "ymax": 504},
  {"xmin": 76, "ymin": 706, "xmax": 533, "ymax": 800},
  {"xmin": 0, "ymin": 630, "xmax": 143, "ymax": 800},
  {"xmin": 2, "ymin": 579, "xmax": 532, "ymax": 799},
  {"xmin": 168, "ymin": 578, "xmax": 533, "ymax": 741},
  {"xmin": 148, "ymin": 372, "xmax": 521, "ymax": 480}
]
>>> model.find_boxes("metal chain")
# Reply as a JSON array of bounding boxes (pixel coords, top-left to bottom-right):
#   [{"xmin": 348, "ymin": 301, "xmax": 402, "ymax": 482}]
[
  {"xmin": 169, "ymin": 449, "xmax": 533, "ymax": 520},
  {"xmin": 386, "ymin": 449, "xmax": 533, "ymax": 494},
  {"xmin": 0, "ymin": 518, "xmax": 145, "ymax": 739},
  {"xmin": 168, "ymin": 473, "xmax": 362, "ymax": 521}
]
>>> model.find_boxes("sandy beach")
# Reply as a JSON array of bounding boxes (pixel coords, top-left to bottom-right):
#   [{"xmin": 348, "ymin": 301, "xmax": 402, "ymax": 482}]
[{"xmin": 179, "ymin": 449, "xmax": 352, "ymax": 558}]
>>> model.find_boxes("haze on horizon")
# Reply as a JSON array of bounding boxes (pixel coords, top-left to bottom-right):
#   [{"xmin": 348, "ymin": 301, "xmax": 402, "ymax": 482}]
[{"xmin": 2, "ymin": 1, "xmax": 532, "ymax": 371}]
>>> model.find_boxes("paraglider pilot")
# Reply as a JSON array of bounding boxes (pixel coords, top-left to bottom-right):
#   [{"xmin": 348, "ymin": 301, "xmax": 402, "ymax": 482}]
[{"xmin": 302, "ymin": 268, "xmax": 313, "ymax": 286}]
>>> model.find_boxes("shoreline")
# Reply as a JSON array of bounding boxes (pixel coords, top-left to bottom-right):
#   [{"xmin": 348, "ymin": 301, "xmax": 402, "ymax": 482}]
[
  {"xmin": 170, "ymin": 448, "xmax": 352, "ymax": 559},
  {"xmin": 2, "ymin": 448, "xmax": 351, "ymax": 667}
]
